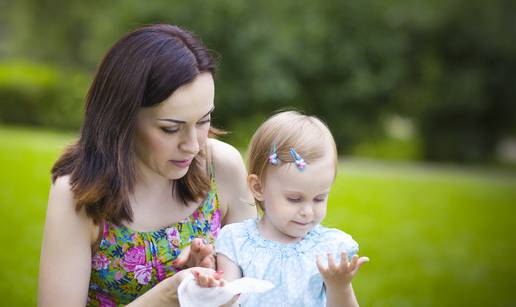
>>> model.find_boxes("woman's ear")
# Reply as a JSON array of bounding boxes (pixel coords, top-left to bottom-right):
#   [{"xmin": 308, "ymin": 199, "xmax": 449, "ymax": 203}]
[{"xmin": 247, "ymin": 174, "xmax": 264, "ymax": 201}]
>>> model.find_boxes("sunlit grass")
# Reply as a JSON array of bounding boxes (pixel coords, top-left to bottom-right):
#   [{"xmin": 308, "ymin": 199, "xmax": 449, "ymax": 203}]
[{"xmin": 1, "ymin": 126, "xmax": 514, "ymax": 306}]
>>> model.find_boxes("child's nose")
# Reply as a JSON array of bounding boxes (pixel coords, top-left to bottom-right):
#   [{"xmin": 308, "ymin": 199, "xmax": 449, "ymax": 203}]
[{"xmin": 299, "ymin": 204, "xmax": 313, "ymax": 217}]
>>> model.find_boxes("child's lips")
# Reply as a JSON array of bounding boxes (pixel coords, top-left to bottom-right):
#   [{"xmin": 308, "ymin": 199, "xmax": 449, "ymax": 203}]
[{"xmin": 292, "ymin": 221, "xmax": 312, "ymax": 227}]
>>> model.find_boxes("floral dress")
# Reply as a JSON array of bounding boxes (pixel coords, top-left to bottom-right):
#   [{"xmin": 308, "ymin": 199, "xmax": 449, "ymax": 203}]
[{"xmin": 87, "ymin": 175, "xmax": 221, "ymax": 306}]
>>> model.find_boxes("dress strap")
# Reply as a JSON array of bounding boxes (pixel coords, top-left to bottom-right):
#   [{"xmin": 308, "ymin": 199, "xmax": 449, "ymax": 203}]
[
  {"xmin": 205, "ymin": 142, "xmax": 216, "ymax": 181},
  {"xmin": 91, "ymin": 220, "xmax": 106, "ymax": 254}
]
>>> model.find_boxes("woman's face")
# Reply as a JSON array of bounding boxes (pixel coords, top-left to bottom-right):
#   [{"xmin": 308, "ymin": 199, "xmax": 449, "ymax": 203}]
[{"xmin": 134, "ymin": 72, "xmax": 214, "ymax": 181}]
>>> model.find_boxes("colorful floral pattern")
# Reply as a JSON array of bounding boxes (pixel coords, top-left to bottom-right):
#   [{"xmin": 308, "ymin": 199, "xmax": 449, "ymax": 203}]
[{"xmin": 87, "ymin": 177, "xmax": 220, "ymax": 306}]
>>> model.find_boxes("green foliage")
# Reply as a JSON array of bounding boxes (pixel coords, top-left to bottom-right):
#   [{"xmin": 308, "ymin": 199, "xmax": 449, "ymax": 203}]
[
  {"xmin": 352, "ymin": 137, "xmax": 421, "ymax": 161},
  {"xmin": 0, "ymin": 61, "xmax": 87, "ymax": 130},
  {"xmin": 1, "ymin": 126, "xmax": 515, "ymax": 306},
  {"xmin": 2, "ymin": 0, "xmax": 516, "ymax": 162}
]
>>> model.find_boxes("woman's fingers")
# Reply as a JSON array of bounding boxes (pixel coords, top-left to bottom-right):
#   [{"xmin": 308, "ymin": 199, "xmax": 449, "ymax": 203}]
[
  {"xmin": 173, "ymin": 238, "xmax": 216, "ymax": 269},
  {"xmin": 173, "ymin": 245, "xmax": 191, "ymax": 268},
  {"xmin": 197, "ymin": 244, "xmax": 216, "ymax": 269}
]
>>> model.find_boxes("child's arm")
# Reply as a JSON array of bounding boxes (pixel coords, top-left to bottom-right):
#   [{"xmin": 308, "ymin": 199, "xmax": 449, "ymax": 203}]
[
  {"xmin": 191, "ymin": 254, "xmax": 243, "ymax": 307},
  {"xmin": 316, "ymin": 252, "xmax": 369, "ymax": 307},
  {"xmin": 216, "ymin": 253, "xmax": 243, "ymax": 282}
]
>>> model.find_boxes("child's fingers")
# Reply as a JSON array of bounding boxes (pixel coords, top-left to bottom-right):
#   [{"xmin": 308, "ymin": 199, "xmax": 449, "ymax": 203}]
[
  {"xmin": 197, "ymin": 275, "xmax": 209, "ymax": 287},
  {"xmin": 316, "ymin": 255, "xmax": 327, "ymax": 275},
  {"xmin": 338, "ymin": 251, "xmax": 350, "ymax": 270},
  {"xmin": 327, "ymin": 253, "xmax": 338, "ymax": 272},
  {"xmin": 349, "ymin": 254, "xmax": 358, "ymax": 271},
  {"xmin": 355, "ymin": 256, "xmax": 370, "ymax": 271},
  {"xmin": 214, "ymin": 270, "xmax": 224, "ymax": 280}
]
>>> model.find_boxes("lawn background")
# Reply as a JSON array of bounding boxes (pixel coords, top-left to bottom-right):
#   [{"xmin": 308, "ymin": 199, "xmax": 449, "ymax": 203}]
[{"xmin": 1, "ymin": 125, "xmax": 515, "ymax": 306}]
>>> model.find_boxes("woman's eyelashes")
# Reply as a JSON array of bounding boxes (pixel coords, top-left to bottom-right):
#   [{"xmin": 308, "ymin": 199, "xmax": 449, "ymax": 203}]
[
  {"xmin": 161, "ymin": 127, "xmax": 179, "ymax": 134},
  {"xmin": 160, "ymin": 118, "xmax": 211, "ymax": 134}
]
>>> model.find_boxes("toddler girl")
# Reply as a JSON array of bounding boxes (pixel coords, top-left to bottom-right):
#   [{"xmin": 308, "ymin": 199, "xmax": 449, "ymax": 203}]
[{"xmin": 193, "ymin": 111, "xmax": 369, "ymax": 306}]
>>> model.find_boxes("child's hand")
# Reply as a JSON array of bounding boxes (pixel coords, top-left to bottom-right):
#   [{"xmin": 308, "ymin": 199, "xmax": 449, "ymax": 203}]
[
  {"xmin": 191, "ymin": 270, "xmax": 240, "ymax": 307},
  {"xmin": 192, "ymin": 270, "xmax": 225, "ymax": 287},
  {"xmin": 316, "ymin": 252, "xmax": 369, "ymax": 287}
]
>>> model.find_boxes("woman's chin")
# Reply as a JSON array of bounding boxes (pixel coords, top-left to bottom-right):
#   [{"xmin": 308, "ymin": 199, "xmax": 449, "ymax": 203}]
[{"xmin": 165, "ymin": 168, "xmax": 190, "ymax": 181}]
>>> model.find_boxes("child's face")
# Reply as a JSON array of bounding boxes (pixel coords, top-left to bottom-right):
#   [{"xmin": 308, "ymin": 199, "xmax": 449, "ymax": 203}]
[{"xmin": 258, "ymin": 152, "xmax": 335, "ymax": 243}]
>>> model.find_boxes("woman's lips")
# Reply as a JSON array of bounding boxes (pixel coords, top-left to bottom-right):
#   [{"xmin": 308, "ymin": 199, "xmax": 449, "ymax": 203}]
[{"xmin": 170, "ymin": 158, "xmax": 192, "ymax": 169}]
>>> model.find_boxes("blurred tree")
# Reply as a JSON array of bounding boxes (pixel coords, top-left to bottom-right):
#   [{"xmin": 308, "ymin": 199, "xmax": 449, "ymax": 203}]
[
  {"xmin": 393, "ymin": 0, "xmax": 516, "ymax": 161},
  {"xmin": 2, "ymin": 0, "xmax": 515, "ymax": 162}
]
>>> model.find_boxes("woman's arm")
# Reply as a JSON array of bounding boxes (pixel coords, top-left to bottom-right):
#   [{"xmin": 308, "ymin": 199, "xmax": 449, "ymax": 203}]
[
  {"xmin": 210, "ymin": 139, "xmax": 257, "ymax": 225},
  {"xmin": 38, "ymin": 176, "xmax": 96, "ymax": 307}
]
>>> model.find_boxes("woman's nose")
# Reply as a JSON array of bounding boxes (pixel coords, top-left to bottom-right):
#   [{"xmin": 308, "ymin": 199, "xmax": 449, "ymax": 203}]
[{"xmin": 179, "ymin": 127, "xmax": 199, "ymax": 155}]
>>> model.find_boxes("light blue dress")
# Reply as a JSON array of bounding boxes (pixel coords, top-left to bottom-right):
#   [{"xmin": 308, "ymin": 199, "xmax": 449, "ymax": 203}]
[{"xmin": 215, "ymin": 218, "xmax": 359, "ymax": 307}]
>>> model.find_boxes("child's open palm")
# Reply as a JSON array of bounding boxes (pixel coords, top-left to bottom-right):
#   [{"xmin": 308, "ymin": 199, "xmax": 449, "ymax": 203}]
[{"xmin": 316, "ymin": 252, "xmax": 369, "ymax": 286}]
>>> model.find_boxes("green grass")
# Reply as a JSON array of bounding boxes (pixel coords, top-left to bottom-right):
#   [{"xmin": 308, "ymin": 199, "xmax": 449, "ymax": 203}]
[{"xmin": 1, "ymin": 126, "xmax": 515, "ymax": 306}]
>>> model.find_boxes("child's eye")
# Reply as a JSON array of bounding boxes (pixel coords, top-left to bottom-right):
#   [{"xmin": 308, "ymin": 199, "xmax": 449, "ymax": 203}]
[
  {"xmin": 314, "ymin": 197, "xmax": 326, "ymax": 203},
  {"xmin": 287, "ymin": 197, "xmax": 302, "ymax": 203}
]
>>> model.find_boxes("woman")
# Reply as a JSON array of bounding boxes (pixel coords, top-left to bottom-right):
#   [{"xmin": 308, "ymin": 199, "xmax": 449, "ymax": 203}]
[{"xmin": 38, "ymin": 24, "xmax": 256, "ymax": 306}]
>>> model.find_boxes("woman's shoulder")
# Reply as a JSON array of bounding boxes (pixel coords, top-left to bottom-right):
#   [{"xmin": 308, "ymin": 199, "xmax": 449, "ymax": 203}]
[
  {"xmin": 49, "ymin": 175, "xmax": 76, "ymax": 208},
  {"xmin": 48, "ymin": 175, "xmax": 98, "ymax": 243},
  {"xmin": 208, "ymin": 138, "xmax": 244, "ymax": 172},
  {"xmin": 207, "ymin": 138, "xmax": 256, "ymax": 224}
]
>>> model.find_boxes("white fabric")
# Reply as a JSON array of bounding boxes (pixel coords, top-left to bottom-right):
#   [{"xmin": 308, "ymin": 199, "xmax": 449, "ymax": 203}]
[{"xmin": 178, "ymin": 275, "xmax": 274, "ymax": 307}]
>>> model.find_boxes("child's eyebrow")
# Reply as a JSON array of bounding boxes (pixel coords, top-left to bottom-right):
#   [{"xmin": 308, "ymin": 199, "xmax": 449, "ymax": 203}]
[{"xmin": 157, "ymin": 106, "xmax": 215, "ymax": 124}]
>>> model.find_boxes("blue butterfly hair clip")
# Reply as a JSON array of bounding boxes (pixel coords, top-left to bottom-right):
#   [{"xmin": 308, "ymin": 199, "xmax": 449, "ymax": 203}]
[
  {"xmin": 289, "ymin": 147, "xmax": 306, "ymax": 171},
  {"xmin": 268, "ymin": 144, "xmax": 279, "ymax": 166}
]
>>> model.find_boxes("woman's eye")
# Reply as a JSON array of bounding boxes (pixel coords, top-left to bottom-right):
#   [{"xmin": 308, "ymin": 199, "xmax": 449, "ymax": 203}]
[
  {"xmin": 161, "ymin": 127, "xmax": 179, "ymax": 134},
  {"xmin": 197, "ymin": 118, "xmax": 211, "ymax": 125}
]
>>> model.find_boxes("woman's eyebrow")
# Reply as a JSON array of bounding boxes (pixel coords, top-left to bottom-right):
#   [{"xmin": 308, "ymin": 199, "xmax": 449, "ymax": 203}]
[{"xmin": 157, "ymin": 106, "xmax": 215, "ymax": 124}]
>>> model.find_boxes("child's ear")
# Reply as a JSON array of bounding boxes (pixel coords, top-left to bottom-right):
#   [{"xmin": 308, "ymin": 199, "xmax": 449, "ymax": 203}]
[{"xmin": 247, "ymin": 174, "xmax": 264, "ymax": 201}]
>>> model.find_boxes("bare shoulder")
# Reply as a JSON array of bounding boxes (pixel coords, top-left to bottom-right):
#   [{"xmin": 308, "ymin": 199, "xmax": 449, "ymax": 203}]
[
  {"xmin": 208, "ymin": 138, "xmax": 256, "ymax": 224},
  {"xmin": 209, "ymin": 138, "xmax": 245, "ymax": 173},
  {"xmin": 39, "ymin": 175, "xmax": 98, "ymax": 306},
  {"xmin": 47, "ymin": 175, "xmax": 97, "ymax": 243},
  {"xmin": 50, "ymin": 175, "xmax": 75, "ymax": 203}
]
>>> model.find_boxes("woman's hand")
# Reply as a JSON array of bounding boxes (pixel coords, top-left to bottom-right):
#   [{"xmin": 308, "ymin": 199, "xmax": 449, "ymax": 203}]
[{"xmin": 174, "ymin": 238, "xmax": 216, "ymax": 269}]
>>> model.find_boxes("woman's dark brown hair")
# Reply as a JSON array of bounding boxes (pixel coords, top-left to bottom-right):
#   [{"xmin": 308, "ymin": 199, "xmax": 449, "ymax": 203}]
[{"xmin": 52, "ymin": 24, "xmax": 217, "ymax": 225}]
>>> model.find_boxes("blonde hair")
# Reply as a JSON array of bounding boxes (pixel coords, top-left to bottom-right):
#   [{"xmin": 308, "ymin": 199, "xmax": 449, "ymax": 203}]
[{"xmin": 247, "ymin": 111, "xmax": 338, "ymax": 209}]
